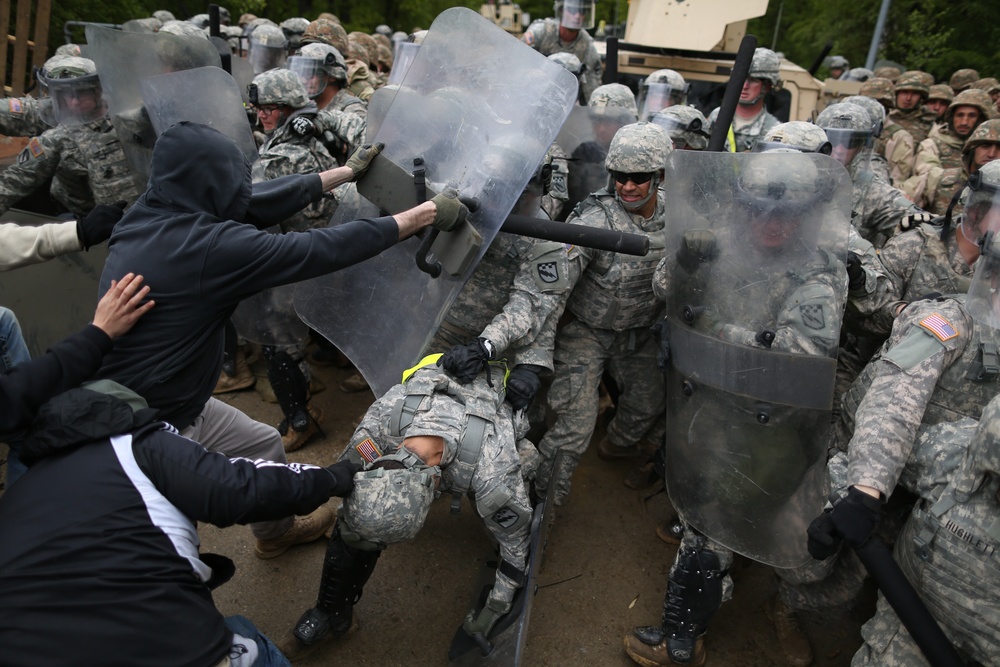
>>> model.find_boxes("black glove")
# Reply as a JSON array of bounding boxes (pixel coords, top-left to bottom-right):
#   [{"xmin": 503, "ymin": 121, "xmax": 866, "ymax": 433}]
[
  {"xmin": 438, "ymin": 338, "xmax": 495, "ymax": 384},
  {"xmin": 290, "ymin": 115, "xmax": 317, "ymax": 137},
  {"xmin": 345, "ymin": 141, "xmax": 384, "ymax": 181},
  {"xmin": 676, "ymin": 229, "xmax": 718, "ymax": 273},
  {"xmin": 807, "ymin": 486, "xmax": 881, "ymax": 560},
  {"xmin": 325, "ymin": 459, "xmax": 362, "ymax": 496},
  {"xmin": 506, "ymin": 364, "xmax": 544, "ymax": 412},
  {"xmin": 78, "ymin": 200, "xmax": 127, "ymax": 249},
  {"xmin": 845, "ymin": 251, "xmax": 866, "ymax": 292},
  {"xmin": 431, "ymin": 188, "xmax": 470, "ymax": 232},
  {"xmin": 650, "ymin": 320, "xmax": 670, "ymax": 371},
  {"xmin": 899, "ymin": 211, "xmax": 933, "ymax": 231}
]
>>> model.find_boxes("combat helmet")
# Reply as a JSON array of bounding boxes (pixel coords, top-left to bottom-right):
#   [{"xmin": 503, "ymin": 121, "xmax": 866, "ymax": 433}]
[
  {"xmin": 341, "ymin": 450, "xmax": 439, "ymax": 547},
  {"xmin": 588, "ymin": 83, "xmax": 638, "ymax": 120},
  {"xmin": 650, "ymin": 105, "xmax": 709, "ymax": 150},
  {"xmin": 859, "ymin": 77, "xmax": 896, "ymax": 111},
  {"xmin": 873, "ymin": 65, "xmax": 902, "ymax": 82},
  {"xmin": 152, "ymin": 9, "xmax": 176, "ymax": 23},
  {"xmin": 827, "ymin": 55, "xmax": 849, "ymax": 72},
  {"xmin": 290, "ymin": 42, "xmax": 348, "ymax": 96},
  {"xmin": 37, "ymin": 55, "xmax": 105, "ymax": 126},
  {"xmin": 748, "ymin": 47, "xmax": 782, "ymax": 87},
  {"xmin": 950, "ymin": 68, "xmax": 980, "ymax": 93},
  {"xmin": 894, "ymin": 71, "xmax": 930, "ymax": 99},
  {"xmin": 962, "ymin": 119, "xmax": 1000, "ymax": 172},
  {"xmin": 816, "ymin": 102, "xmax": 873, "ymax": 167},
  {"xmin": 638, "ymin": 69, "xmax": 688, "ymax": 118},
  {"xmin": 605, "ymin": 122, "xmax": 671, "ymax": 211},
  {"xmin": 844, "ymin": 67, "xmax": 873, "ymax": 83},
  {"xmin": 548, "ymin": 52, "xmax": 582, "ymax": 75},
  {"xmin": 843, "ymin": 95, "xmax": 885, "ymax": 137},
  {"xmin": 248, "ymin": 23, "xmax": 288, "ymax": 74},
  {"xmin": 375, "ymin": 24, "xmax": 393, "ymax": 38},
  {"xmin": 159, "ymin": 19, "xmax": 209, "ymax": 39},
  {"xmin": 188, "ymin": 13, "xmax": 210, "ymax": 29},
  {"xmin": 348, "ymin": 31, "xmax": 379, "ymax": 68},
  {"xmin": 301, "ymin": 18, "xmax": 349, "ymax": 55},
  {"xmin": 554, "ymin": 0, "xmax": 595, "ymax": 30},
  {"xmin": 757, "ymin": 121, "xmax": 831, "ymax": 155},
  {"xmin": 281, "ymin": 17, "xmax": 310, "ymax": 51},
  {"xmin": 249, "ymin": 67, "xmax": 310, "ymax": 110},
  {"xmin": 972, "ymin": 78, "xmax": 1000, "ymax": 96},
  {"xmin": 736, "ymin": 150, "xmax": 824, "ymax": 254},
  {"xmin": 928, "ymin": 84, "xmax": 955, "ymax": 104}
]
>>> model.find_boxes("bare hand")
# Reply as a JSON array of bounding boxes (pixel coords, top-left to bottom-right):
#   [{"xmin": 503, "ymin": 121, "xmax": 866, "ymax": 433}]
[{"xmin": 92, "ymin": 273, "xmax": 154, "ymax": 339}]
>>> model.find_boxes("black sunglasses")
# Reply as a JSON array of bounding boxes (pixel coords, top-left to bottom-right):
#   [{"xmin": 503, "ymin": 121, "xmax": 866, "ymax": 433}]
[{"xmin": 612, "ymin": 171, "xmax": 655, "ymax": 185}]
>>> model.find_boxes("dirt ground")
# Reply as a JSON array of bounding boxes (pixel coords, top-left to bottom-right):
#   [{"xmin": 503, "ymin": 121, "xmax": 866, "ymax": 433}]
[{"xmin": 201, "ymin": 353, "xmax": 875, "ymax": 667}]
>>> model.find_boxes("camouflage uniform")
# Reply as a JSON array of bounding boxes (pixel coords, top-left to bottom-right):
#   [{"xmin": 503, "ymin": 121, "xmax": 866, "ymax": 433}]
[
  {"xmin": 914, "ymin": 125, "xmax": 969, "ymax": 174},
  {"xmin": 522, "ymin": 18, "xmax": 603, "ymax": 100},
  {"xmin": 852, "ymin": 411, "xmax": 1000, "ymax": 666},
  {"xmin": 339, "ymin": 364, "xmax": 533, "ymax": 607},
  {"xmin": 847, "ymin": 151, "xmax": 922, "ymax": 248},
  {"xmin": 706, "ymin": 105, "xmax": 779, "ymax": 153},
  {"xmin": 0, "ymin": 96, "xmax": 48, "ymax": 137},
  {"xmin": 313, "ymin": 94, "xmax": 367, "ymax": 165},
  {"xmin": 889, "ymin": 100, "xmax": 937, "ymax": 145}
]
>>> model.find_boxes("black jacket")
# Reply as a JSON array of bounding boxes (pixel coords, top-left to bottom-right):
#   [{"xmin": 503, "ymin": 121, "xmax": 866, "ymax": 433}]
[
  {"xmin": 95, "ymin": 121, "xmax": 398, "ymax": 427},
  {"xmin": 0, "ymin": 387, "xmax": 344, "ymax": 666}
]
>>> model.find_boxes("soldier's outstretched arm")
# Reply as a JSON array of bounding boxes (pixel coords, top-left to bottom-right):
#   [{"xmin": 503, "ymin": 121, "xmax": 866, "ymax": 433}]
[{"xmin": 0, "ymin": 134, "xmax": 61, "ymax": 217}]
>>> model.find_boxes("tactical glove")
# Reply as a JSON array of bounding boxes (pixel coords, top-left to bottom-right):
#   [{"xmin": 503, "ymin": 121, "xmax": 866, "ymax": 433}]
[
  {"xmin": 807, "ymin": 486, "xmax": 881, "ymax": 560},
  {"xmin": 78, "ymin": 200, "xmax": 127, "ymax": 249},
  {"xmin": 846, "ymin": 251, "xmax": 866, "ymax": 292},
  {"xmin": 325, "ymin": 459, "xmax": 363, "ymax": 497},
  {"xmin": 438, "ymin": 338, "xmax": 495, "ymax": 384},
  {"xmin": 462, "ymin": 596, "xmax": 509, "ymax": 638},
  {"xmin": 676, "ymin": 229, "xmax": 718, "ymax": 273},
  {"xmin": 345, "ymin": 141, "xmax": 384, "ymax": 181},
  {"xmin": 506, "ymin": 364, "xmax": 544, "ymax": 412},
  {"xmin": 290, "ymin": 115, "xmax": 317, "ymax": 137},
  {"xmin": 431, "ymin": 188, "xmax": 470, "ymax": 232},
  {"xmin": 899, "ymin": 211, "xmax": 933, "ymax": 231}
]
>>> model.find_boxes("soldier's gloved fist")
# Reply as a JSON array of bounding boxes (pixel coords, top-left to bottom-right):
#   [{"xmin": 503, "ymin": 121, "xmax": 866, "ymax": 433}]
[
  {"xmin": 677, "ymin": 229, "xmax": 718, "ymax": 273},
  {"xmin": 806, "ymin": 510, "xmax": 841, "ymax": 560},
  {"xmin": 506, "ymin": 364, "xmax": 544, "ymax": 412},
  {"xmin": 290, "ymin": 115, "xmax": 317, "ymax": 137},
  {"xmin": 345, "ymin": 141, "xmax": 385, "ymax": 181},
  {"xmin": 462, "ymin": 597, "xmax": 509, "ymax": 638},
  {"xmin": 900, "ymin": 211, "xmax": 933, "ymax": 231},
  {"xmin": 431, "ymin": 188, "xmax": 469, "ymax": 232},
  {"xmin": 78, "ymin": 200, "xmax": 128, "ymax": 250},
  {"xmin": 438, "ymin": 338, "xmax": 495, "ymax": 384},
  {"xmin": 325, "ymin": 459, "xmax": 363, "ymax": 497},
  {"xmin": 846, "ymin": 251, "xmax": 866, "ymax": 292},
  {"xmin": 807, "ymin": 487, "xmax": 881, "ymax": 560}
]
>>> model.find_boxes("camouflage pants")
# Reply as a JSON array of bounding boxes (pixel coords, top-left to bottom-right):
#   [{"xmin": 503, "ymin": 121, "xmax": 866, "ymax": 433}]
[{"xmin": 535, "ymin": 319, "xmax": 665, "ymax": 505}]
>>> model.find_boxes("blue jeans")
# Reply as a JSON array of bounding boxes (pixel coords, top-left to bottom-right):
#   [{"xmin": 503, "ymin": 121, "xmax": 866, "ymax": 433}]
[
  {"xmin": 224, "ymin": 615, "xmax": 291, "ymax": 667},
  {"xmin": 1, "ymin": 307, "xmax": 30, "ymax": 485}
]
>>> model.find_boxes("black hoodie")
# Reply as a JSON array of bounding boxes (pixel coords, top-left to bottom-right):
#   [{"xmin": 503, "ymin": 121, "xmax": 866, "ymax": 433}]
[{"xmin": 95, "ymin": 122, "xmax": 398, "ymax": 428}]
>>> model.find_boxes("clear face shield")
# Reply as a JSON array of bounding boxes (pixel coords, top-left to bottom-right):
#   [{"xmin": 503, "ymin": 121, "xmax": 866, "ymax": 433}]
[
  {"xmin": 37, "ymin": 73, "xmax": 106, "ymax": 126},
  {"xmin": 752, "ymin": 140, "xmax": 832, "ymax": 156},
  {"xmin": 388, "ymin": 42, "xmax": 420, "ymax": 85},
  {"xmin": 287, "ymin": 55, "xmax": 328, "ymax": 98},
  {"xmin": 966, "ymin": 231, "xmax": 1000, "ymax": 330},
  {"xmin": 958, "ymin": 173, "xmax": 1000, "ymax": 250},
  {"xmin": 560, "ymin": 0, "xmax": 595, "ymax": 30},
  {"xmin": 248, "ymin": 42, "xmax": 287, "ymax": 74},
  {"xmin": 823, "ymin": 127, "xmax": 871, "ymax": 168},
  {"xmin": 638, "ymin": 82, "xmax": 688, "ymax": 120}
]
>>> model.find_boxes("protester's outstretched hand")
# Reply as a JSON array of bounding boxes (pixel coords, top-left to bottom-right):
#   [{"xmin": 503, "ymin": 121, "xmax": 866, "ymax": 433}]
[{"xmin": 92, "ymin": 273, "xmax": 154, "ymax": 339}]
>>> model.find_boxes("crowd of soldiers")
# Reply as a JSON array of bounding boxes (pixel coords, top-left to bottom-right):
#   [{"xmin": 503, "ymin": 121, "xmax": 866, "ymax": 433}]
[{"xmin": 1, "ymin": 1, "xmax": 999, "ymax": 666}]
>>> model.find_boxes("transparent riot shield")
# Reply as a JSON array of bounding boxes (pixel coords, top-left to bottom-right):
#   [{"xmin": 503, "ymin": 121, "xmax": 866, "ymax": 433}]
[
  {"xmin": 660, "ymin": 150, "xmax": 852, "ymax": 568},
  {"xmin": 364, "ymin": 85, "xmax": 397, "ymax": 141},
  {"xmin": 555, "ymin": 106, "xmax": 633, "ymax": 217},
  {"xmin": 137, "ymin": 67, "xmax": 257, "ymax": 163},
  {"xmin": 387, "ymin": 41, "xmax": 419, "ymax": 85},
  {"xmin": 294, "ymin": 7, "xmax": 577, "ymax": 397},
  {"xmin": 85, "ymin": 25, "xmax": 222, "ymax": 192}
]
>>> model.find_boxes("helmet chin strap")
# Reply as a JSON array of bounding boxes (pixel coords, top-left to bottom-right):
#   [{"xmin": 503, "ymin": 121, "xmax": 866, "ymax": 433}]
[{"xmin": 618, "ymin": 172, "xmax": 660, "ymax": 212}]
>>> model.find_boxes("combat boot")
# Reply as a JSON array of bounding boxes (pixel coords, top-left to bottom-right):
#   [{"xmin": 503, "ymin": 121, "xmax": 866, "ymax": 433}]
[
  {"xmin": 255, "ymin": 505, "xmax": 335, "ymax": 559},
  {"xmin": 276, "ymin": 605, "xmax": 357, "ymax": 662},
  {"xmin": 655, "ymin": 515, "xmax": 684, "ymax": 545},
  {"xmin": 766, "ymin": 594, "xmax": 813, "ymax": 666},
  {"xmin": 624, "ymin": 629, "xmax": 705, "ymax": 666},
  {"xmin": 281, "ymin": 404, "xmax": 325, "ymax": 453},
  {"xmin": 597, "ymin": 436, "xmax": 643, "ymax": 460},
  {"xmin": 213, "ymin": 348, "xmax": 254, "ymax": 394}
]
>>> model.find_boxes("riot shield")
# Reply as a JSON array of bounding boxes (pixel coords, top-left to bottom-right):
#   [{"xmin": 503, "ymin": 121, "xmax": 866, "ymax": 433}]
[
  {"xmin": 661, "ymin": 151, "xmax": 852, "ymax": 568},
  {"xmin": 85, "ymin": 25, "xmax": 222, "ymax": 192},
  {"xmin": 554, "ymin": 105, "xmax": 633, "ymax": 219},
  {"xmin": 387, "ymin": 41, "xmax": 419, "ymax": 85},
  {"xmin": 294, "ymin": 7, "xmax": 577, "ymax": 397},
  {"xmin": 137, "ymin": 67, "xmax": 257, "ymax": 163},
  {"xmin": 364, "ymin": 85, "xmax": 397, "ymax": 142}
]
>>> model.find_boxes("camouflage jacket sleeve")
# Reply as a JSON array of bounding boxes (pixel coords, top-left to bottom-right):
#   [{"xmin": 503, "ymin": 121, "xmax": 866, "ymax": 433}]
[
  {"xmin": 845, "ymin": 225, "xmax": 892, "ymax": 317},
  {"xmin": 912, "ymin": 137, "xmax": 943, "ymax": 177},
  {"xmin": 0, "ymin": 97, "xmax": 48, "ymax": 137},
  {"xmin": 883, "ymin": 126, "xmax": 915, "ymax": 184},
  {"xmin": 718, "ymin": 258, "xmax": 847, "ymax": 356},
  {"xmin": 0, "ymin": 220, "xmax": 81, "ymax": 270},
  {"xmin": 0, "ymin": 132, "xmax": 62, "ymax": 216},
  {"xmin": 855, "ymin": 175, "xmax": 922, "ymax": 246},
  {"xmin": 472, "ymin": 417, "xmax": 533, "ymax": 607},
  {"xmin": 846, "ymin": 299, "xmax": 972, "ymax": 497},
  {"xmin": 652, "ymin": 255, "xmax": 673, "ymax": 302},
  {"xmin": 855, "ymin": 228, "xmax": 925, "ymax": 335},
  {"xmin": 314, "ymin": 107, "xmax": 366, "ymax": 157}
]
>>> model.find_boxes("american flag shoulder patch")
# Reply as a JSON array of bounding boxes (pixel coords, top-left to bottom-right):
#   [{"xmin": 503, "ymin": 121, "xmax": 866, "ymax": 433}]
[
  {"xmin": 918, "ymin": 313, "xmax": 959, "ymax": 342},
  {"xmin": 27, "ymin": 137, "xmax": 43, "ymax": 158},
  {"xmin": 355, "ymin": 438, "xmax": 381, "ymax": 463},
  {"xmin": 8, "ymin": 98, "xmax": 22, "ymax": 113}
]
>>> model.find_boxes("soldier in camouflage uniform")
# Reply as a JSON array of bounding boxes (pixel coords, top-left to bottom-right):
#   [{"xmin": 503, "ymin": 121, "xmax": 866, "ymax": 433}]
[
  {"xmin": 971, "ymin": 77, "xmax": 1000, "ymax": 115},
  {"xmin": 638, "ymin": 69, "xmax": 689, "ymax": 121},
  {"xmin": 299, "ymin": 20, "xmax": 375, "ymax": 103},
  {"xmin": 286, "ymin": 42, "xmax": 367, "ymax": 165},
  {"xmin": 651, "ymin": 105, "xmax": 709, "ymax": 151},
  {"xmin": 589, "ymin": 82, "xmax": 638, "ymax": 120},
  {"xmin": 706, "ymin": 48, "xmax": 781, "ymax": 152},
  {"xmin": 159, "ymin": 19, "xmax": 208, "ymax": 39},
  {"xmin": 851, "ymin": 398, "xmax": 1000, "ymax": 666},
  {"xmin": 949, "ymin": 68, "xmax": 979, "ymax": 94},
  {"xmin": 817, "ymin": 102, "xmax": 927, "ymax": 249},
  {"xmin": 278, "ymin": 362, "xmax": 536, "ymax": 660},
  {"xmin": 873, "ymin": 65, "xmax": 902, "ymax": 83},
  {"xmin": 534, "ymin": 122, "xmax": 671, "ymax": 506},
  {"xmin": 0, "ymin": 56, "xmax": 138, "ymax": 219},
  {"xmin": 858, "ymin": 78, "xmax": 916, "ymax": 184},
  {"xmin": 522, "ymin": 0, "xmax": 603, "ymax": 101},
  {"xmin": 828, "ymin": 55, "xmax": 849, "ymax": 80},
  {"xmin": 0, "ymin": 95, "xmax": 48, "ymax": 138},
  {"xmin": 842, "ymin": 94, "xmax": 894, "ymax": 184},
  {"xmin": 248, "ymin": 68, "xmax": 339, "ymax": 453},
  {"xmin": 889, "ymin": 71, "xmax": 939, "ymax": 145},
  {"xmin": 926, "ymin": 83, "xmax": 955, "ymax": 122},
  {"xmin": 281, "ymin": 17, "xmax": 309, "ymax": 52},
  {"xmin": 913, "ymin": 88, "xmax": 992, "ymax": 174}
]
